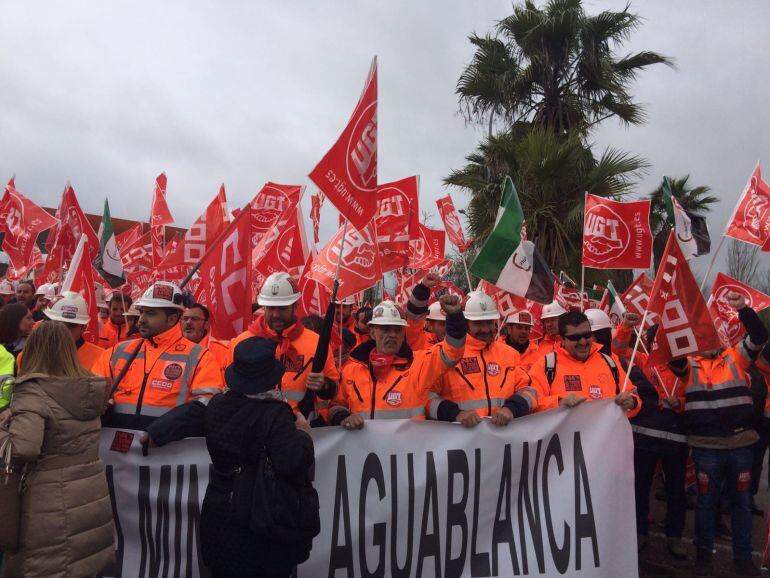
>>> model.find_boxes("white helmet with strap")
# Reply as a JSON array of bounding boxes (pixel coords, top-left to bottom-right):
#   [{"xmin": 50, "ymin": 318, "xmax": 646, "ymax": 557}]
[
  {"xmin": 586, "ymin": 308, "xmax": 613, "ymax": 331},
  {"xmin": 463, "ymin": 290, "xmax": 499, "ymax": 321},
  {"xmin": 123, "ymin": 303, "xmax": 141, "ymax": 318},
  {"xmin": 44, "ymin": 291, "xmax": 90, "ymax": 325},
  {"xmin": 426, "ymin": 301, "xmax": 446, "ymax": 321},
  {"xmin": 35, "ymin": 282, "xmax": 50, "ymax": 297},
  {"xmin": 257, "ymin": 272, "xmax": 301, "ymax": 307},
  {"xmin": 332, "ymin": 295, "xmax": 356, "ymax": 306},
  {"xmin": 0, "ymin": 280, "xmax": 14, "ymax": 296},
  {"xmin": 507, "ymin": 310, "xmax": 534, "ymax": 326},
  {"xmin": 368, "ymin": 300, "xmax": 407, "ymax": 327},
  {"xmin": 541, "ymin": 301, "xmax": 567, "ymax": 320},
  {"xmin": 135, "ymin": 281, "xmax": 186, "ymax": 310}
]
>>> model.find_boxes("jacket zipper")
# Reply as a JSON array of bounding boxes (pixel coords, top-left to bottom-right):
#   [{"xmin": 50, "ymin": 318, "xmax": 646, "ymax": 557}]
[
  {"xmin": 382, "ymin": 376, "xmax": 405, "ymax": 400},
  {"xmin": 135, "ymin": 373, "xmax": 151, "ymax": 415},
  {"xmin": 480, "ymin": 350, "xmax": 491, "ymax": 416},
  {"xmin": 368, "ymin": 366, "xmax": 378, "ymax": 420},
  {"xmin": 453, "ymin": 367, "xmax": 475, "ymax": 390}
]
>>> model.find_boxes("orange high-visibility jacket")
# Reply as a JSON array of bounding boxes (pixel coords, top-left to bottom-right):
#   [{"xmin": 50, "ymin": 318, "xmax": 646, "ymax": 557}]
[
  {"xmin": 95, "ymin": 324, "xmax": 224, "ymax": 421},
  {"xmin": 203, "ymin": 335, "xmax": 230, "ymax": 372},
  {"xmin": 537, "ymin": 333, "xmax": 560, "ymax": 356},
  {"xmin": 329, "ymin": 333, "xmax": 465, "ymax": 423},
  {"xmin": 406, "ymin": 317, "xmax": 441, "ymax": 352},
  {"xmin": 228, "ymin": 324, "xmax": 340, "ymax": 411},
  {"xmin": 428, "ymin": 335, "xmax": 535, "ymax": 419},
  {"xmin": 499, "ymin": 338, "xmax": 541, "ymax": 372},
  {"xmin": 99, "ymin": 319, "xmax": 130, "ymax": 349},
  {"xmin": 530, "ymin": 342, "xmax": 642, "ymax": 417}
]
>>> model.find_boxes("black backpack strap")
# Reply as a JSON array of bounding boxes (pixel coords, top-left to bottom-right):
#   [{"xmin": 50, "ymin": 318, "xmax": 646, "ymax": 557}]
[
  {"xmin": 545, "ymin": 352, "xmax": 557, "ymax": 387},
  {"xmin": 599, "ymin": 353, "xmax": 620, "ymax": 393}
]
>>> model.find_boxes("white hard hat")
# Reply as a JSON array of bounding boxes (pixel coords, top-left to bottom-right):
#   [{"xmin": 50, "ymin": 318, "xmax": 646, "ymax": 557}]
[
  {"xmin": 257, "ymin": 272, "xmax": 301, "ymax": 307},
  {"xmin": 94, "ymin": 283, "xmax": 107, "ymax": 308},
  {"xmin": 586, "ymin": 308, "xmax": 613, "ymax": 331},
  {"xmin": 123, "ymin": 303, "xmax": 141, "ymax": 318},
  {"xmin": 426, "ymin": 301, "xmax": 446, "ymax": 321},
  {"xmin": 43, "ymin": 283, "xmax": 59, "ymax": 300},
  {"xmin": 332, "ymin": 295, "xmax": 356, "ymax": 306},
  {"xmin": 44, "ymin": 291, "xmax": 90, "ymax": 325},
  {"xmin": 0, "ymin": 280, "xmax": 14, "ymax": 296},
  {"xmin": 135, "ymin": 281, "xmax": 185, "ymax": 310},
  {"xmin": 35, "ymin": 282, "xmax": 50, "ymax": 297},
  {"xmin": 507, "ymin": 310, "xmax": 534, "ymax": 326},
  {"xmin": 541, "ymin": 301, "xmax": 567, "ymax": 320},
  {"xmin": 368, "ymin": 300, "xmax": 408, "ymax": 327},
  {"xmin": 463, "ymin": 291, "xmax": 500, "ymax": 321}
]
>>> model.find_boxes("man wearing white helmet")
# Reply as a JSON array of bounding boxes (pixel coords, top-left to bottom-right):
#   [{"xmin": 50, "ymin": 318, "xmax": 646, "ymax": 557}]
[
  {"xmin": 330, "ymin": 294, "xmax": 465, "ymax": 428},
  {"xmin": 538, "ymin": 301, "xmax": 567, "ymax": 355},
  {"xmin": 228, "ymin": 272, "xmax": 340, "ymax": 420},
  {"xmin": 41, "ymin": 291, "xmax": 104, "ymax": 370},
  {"xmin": 403, "ymin": 273, "xmax": 447, "ymax": 351},
  {"xmin": 428, "ymin": 291, "xmax": 537, "ymax": 428},
  {"xmin": 95, "ymin": 281, "xmax": 224, "ymax": 430},
  {"xmin": 504, "ymin": 310, "xmax": 540, "ymax": 371},
  {"xmin": 0, "ymin": 280, "xmax": 14, "ymax": 307}
]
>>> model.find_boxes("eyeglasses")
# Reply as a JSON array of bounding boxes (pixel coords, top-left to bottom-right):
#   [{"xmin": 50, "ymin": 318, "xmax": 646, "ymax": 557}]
[{"xmin": 563, "ymin": 332, "xmax": 594, "ymax": 342}]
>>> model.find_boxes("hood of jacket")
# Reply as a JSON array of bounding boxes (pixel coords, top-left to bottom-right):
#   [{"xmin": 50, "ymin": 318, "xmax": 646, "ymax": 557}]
[{"xmin": 16, "ymin": 373, "xmax": 110, "ymax": 421}]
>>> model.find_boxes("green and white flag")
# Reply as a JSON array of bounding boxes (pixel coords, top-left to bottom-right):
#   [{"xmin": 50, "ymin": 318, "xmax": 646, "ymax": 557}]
[
  {"xmin": 93, "ymin": 198, "xmax": 125, "ymax": 287},
  {"xmin": 662, "ymin": 177, "xmax": 710, "ymax": 259},
  {"xmin": 606, "ymin": 280, "xmax": 626, "ymax": 325},
  {"xmin": 470, "ymin": 176, "xmax": 556, "ymax": 303}
]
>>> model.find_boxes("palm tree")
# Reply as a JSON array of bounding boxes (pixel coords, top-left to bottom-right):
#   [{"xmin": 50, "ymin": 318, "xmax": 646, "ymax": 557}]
[
  {"xmin": 446, "ymin": 127, "xmax": 647, "ymax": 275},
  {"xmin": 457, "ymin": 0, "xmax": 673, "ymax": 135},
  {"xmin": 648, "ymin": 175, "xmax": 718, "ymax": 235}
]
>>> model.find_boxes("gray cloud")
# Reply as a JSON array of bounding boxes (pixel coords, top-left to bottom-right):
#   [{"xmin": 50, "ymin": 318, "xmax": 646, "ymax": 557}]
[{"xmin": 0, "ymin": 0, "xmax": 767, "ymax": 282}]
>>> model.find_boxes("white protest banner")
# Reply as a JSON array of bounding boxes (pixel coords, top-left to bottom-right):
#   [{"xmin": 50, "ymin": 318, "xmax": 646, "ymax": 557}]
[{"xmin": 98, "ymin": 400, "xmax": 637, "ymax": 578}]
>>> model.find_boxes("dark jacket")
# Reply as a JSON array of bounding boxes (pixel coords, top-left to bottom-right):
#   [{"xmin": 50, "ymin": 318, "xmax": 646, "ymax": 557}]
[{"xmin": 147, "ymin": 391, "xmax": 315, "ymax": 577}]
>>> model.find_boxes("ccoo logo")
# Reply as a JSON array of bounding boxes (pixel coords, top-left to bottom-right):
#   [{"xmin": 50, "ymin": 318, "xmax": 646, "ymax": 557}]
[{"xmin": 583, "ymin": 204, "xmax": 630, "ymax": 264}]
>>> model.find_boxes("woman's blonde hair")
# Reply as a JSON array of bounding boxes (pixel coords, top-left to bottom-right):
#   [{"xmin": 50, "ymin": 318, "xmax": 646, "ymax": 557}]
[{"xmin": 18, "ymin": 321, "xmax": 91, "ymax": 378}]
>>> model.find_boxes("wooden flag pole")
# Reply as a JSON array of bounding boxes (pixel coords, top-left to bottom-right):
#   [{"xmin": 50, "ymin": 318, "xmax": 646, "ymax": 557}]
[
  {"xmin": 620, "ymin": 308, "xmax": 650, "ymax": 392},
  {"xmin": 461, "ymin": 254, "xmax": 473, "ymax": 292},
  {"xmin": 699, "ymin": 234, "xmax": 727, "ymax": 292}
]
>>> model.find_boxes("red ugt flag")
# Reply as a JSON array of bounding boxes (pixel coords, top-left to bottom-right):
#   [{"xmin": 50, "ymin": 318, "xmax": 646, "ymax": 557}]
[
  {"xmin": 194, "ymin": 208, "xmax": 253, "ymax": 340},
  {"xmin": 0, "ymin": 178, "xmax": 59, "ymax": 271},
  {"xmin": 646, "ymin": 231, "xmax": 721, "ymax": 367},
  {"xmin": 582, "ymin": 194, "xmax": 652, "ymax": 269},
  {"xmin": 250, "ymin": 182, "xmax": 302, "ymax": 248},
  {"xmin": 436, "ymin": 194, "xmax": 469, "ymax": 253},
  {"xmin": 309, "ymin": 218, "xmax": 382, "ymax": 300},
  {"xmin": 409, "ymin": 224, "xmax": 445, "ymax": 270},
  {"xmin": 150, "ymin": 173, "xmax": 174, "ymax": 266},
  {"xmin": 708, "ymin": 272, "xmax": 770, "ymax": 347},
  {"xmin": 726, "ymin": 163, "xmax": 770, "ymax": 247},
  {"xmin": 47, "ymin": 184, "xmax": 99, "ymax": 264},
  {"xmin": 61, "ymin": 235, "xmax": 99, "ymax": 345},
  {"xmin": 620, "ymin": 272, "xmax": 657, "ymax": 329},
  {"xmin": 158, "ymin": 184, "xmax": 229, "ymax": 271},
  {"xmin": 309, "ymin": 57, "xmax": 377, "ymax": 231},
  {"xmin": 376, "ymin": 176, "xmax": 419, "ymax": 273}
]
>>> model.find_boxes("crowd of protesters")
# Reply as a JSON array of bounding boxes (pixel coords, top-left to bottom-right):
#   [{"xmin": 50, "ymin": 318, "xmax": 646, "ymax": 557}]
[{"xmin": 0, "ymin": 271, "xmax": 769, "ymax": 577}]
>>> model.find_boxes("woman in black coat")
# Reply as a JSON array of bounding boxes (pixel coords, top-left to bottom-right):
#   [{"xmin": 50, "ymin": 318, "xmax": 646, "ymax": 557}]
[{"xmin": 145, "ymin": 337, "xmax": 316, "ymax": 578}]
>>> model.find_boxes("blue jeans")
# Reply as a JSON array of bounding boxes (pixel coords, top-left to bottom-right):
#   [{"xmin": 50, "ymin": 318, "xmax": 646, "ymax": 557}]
[{"xmin": 691, "ymin": 446, "xmax": 754, "ymax": 560}]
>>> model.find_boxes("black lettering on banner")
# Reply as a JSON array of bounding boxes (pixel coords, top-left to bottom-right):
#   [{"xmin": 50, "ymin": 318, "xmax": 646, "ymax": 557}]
[
  {"xmin": 416, "ymin": 451, "xmax": 442, "ymax": 578},
  {"xmin": 543, "ymin": 435, "xmax": 571, "ymax": 574},
  {"xmin": 187, "ymin": 465, "xmax": 209, "ymax": 578},
  {"xmin": 573, "ymin": 432, "xmax": 599, "ymax": 570},
  {"xmin": 138, "ymin": 466, "xmax": 153, "ymax": 577},
  {"xmin": 517, "ymin": 441, "xmax": 545, "ymax": 574},
  {"xmin": 153, "ymin": 465, "xmax": 172, "ymax": 577},
  {"xmin": 390, "ymin": 454, "xmax": 415, "ymax": 578},
  {"xmin": 173, "ymin": 465, "xmax": 183, "ymax": 578},
  {"xmin": 359, "ymin": 453, "xmax": 386, "ymax": 578},
  {"xmin": 99, "ymin": 466, "xmax": 124, "ymax": 578},
  {"xmin": 492, "ymin": 444, "xmax": 519, "ymax": 576},
  {"xmin": 329, "ymin": 456, "xmax": 354, "ymax": 577},
  {"xmin": 470, "ymin": 448, "xmax": 491, "ymax": 577},
  {"xmin": 444, "ymin": 449, "xmax": 469, "ymax": 578}
]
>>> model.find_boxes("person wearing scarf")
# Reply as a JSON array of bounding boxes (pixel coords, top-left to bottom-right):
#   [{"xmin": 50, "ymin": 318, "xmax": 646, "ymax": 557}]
[{"xmin": 228, "ymin": 272, "xmax": 339, "ymax": 420}]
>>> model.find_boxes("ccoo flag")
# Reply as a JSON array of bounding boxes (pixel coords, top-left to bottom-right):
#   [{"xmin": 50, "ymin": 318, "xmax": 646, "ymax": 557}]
[
  {"xmin": 661, "ymin": 176, "xmax": 710, "ymax": 259},
  {"xmin": 470, "ymin": 176, "xmax": 555, "ymax": 303}
]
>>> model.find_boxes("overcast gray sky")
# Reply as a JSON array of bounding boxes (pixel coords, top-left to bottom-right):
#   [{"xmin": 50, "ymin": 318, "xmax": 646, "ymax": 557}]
[{"xmin": 0, "ymin": 0, "xmax": 768, "ymax": 282}]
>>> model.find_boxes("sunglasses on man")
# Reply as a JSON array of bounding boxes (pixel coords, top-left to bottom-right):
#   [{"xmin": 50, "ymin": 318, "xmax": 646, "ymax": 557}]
[{"xmin": 563, "ymin": 332, "xmax": 594, "ymax": 342}]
